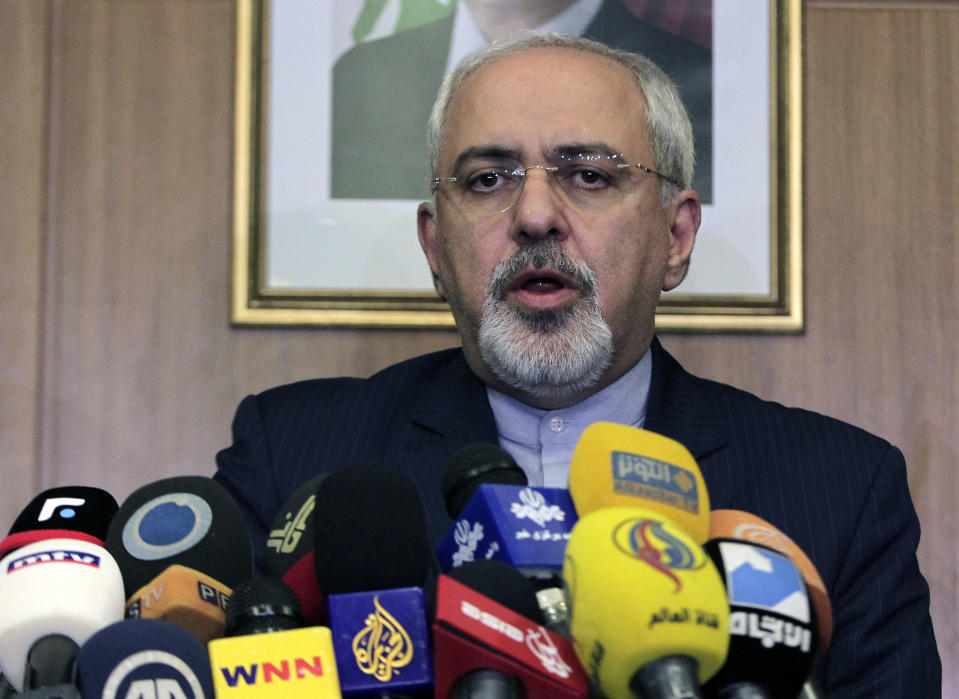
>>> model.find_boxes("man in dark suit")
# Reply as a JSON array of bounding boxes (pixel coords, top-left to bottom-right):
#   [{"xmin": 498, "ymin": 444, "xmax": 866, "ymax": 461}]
[{"xmin": 216, "ymin": 33, "xmax": 939, "ymax": 696}]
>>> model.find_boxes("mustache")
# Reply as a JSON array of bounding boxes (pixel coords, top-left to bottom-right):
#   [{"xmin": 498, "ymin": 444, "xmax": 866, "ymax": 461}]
[{"xmin": 487, "ymin": 240, "xmax": 597, "ymax": 302}]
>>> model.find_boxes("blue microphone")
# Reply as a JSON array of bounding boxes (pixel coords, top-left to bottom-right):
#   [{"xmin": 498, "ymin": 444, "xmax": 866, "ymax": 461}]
[{"xmin": 77, "ymin": 618, "xmax": 214, "ymax": 699}]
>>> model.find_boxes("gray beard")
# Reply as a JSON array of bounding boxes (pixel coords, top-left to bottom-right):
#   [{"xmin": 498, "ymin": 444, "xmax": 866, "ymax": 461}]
[{"xmin": 477, "ymin": 241, "xmax": 614, "ymax": 402}]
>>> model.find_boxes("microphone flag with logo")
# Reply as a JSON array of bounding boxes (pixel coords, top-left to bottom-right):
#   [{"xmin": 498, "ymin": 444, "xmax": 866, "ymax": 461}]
[
  {"xmin": 0, "ymin": 486, "xmax": 118, "ymax": 560},
  {"xmin": 262, "ymin": 474, "xmax": 328, "ymax": 625},
  {"xmin": 208, "ymin": 577, "xmax": 341, "ymax": 698},
  {"xmin": 105, "ymin": 476, "xmax": 254, "ymax": 641},
  {"xmin": 0, "ymin": 538, "xmax": 125, "ymax": 692},
  {"xmin": 77, "ymin": 618, "xmax": 214, "ymax": 699},
  {"xmin": 562, "ymin": 506, "xmax": 729, "ymax": 699},
  {"xmin": 313, "ymin": 466, "xmax": 433, "ymax": 696},
  {"xmin": 709, "ymin": 509, "xmax": 832, "ymax": 656},
  {"xmin": 436, "ymin": 484, "xmax": 577, "ymax": 578},
  {"xmin": 432, "ymin": 573, "xmax": 589, "ymax": 698},
  {"xmin": 569, "ymin": 423, "xmax": 710, "ymax": 543},
  {"xmin": 701, "ymin": 538, "xmax": 817, "ymax": 699}
]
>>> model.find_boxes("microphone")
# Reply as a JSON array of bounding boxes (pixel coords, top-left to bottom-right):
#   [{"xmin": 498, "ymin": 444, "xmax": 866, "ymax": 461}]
[
  {"xmin": 314, "ymin": 466, "xmax": 433, "ymax": 697},
  {"xmin": 442, "ymin": 443, "xmax": 528, "ymax": 518},
  {"xmin": 77, "ymin": 618, "xmax": 214, "ymax": 699},
  {"xmin": 709, "ymin": 510, "xmax": 832, "ymax": 656},
  {"xmin": 436, "ymin": 445, "xmax": 576, "ymax": 635},
  {"xmin": 432, "ymin": 570, "xmax": 589, "ymax": 698},
  {"xmin": 436, "ymin": 484, "xmax": 577, "ymax": 578},
  {"xmin": 262, "ymin": 474, "xmax": 329, "ymax": 625},
  {"xmin": 124, "ymin": 564, "xmax": 232, "ymax": 643},
  {"xmin": 0, "ymin": 486, "xmax": 118, "ymax": 560},
  {"xmin": 701, "ymin": 538, "xmax": 816, "ymax": 699},
  {"xmin": 208, "ymin": 577, "xmax": 342, "ymax": 697},
  {"xmin": 0, "ymin": 538, "xmax": 125, "ymax": 693},
  {"xmin": 562, "ymin": 506, "xmax": 730, "ymax": 699},
  {"xmin": 104, "ymin": 476, "xmax": 254, "ymax": 641},
  {"xmin": 569, "ymin": 422, "xmax": 711, "ymax": 543}
]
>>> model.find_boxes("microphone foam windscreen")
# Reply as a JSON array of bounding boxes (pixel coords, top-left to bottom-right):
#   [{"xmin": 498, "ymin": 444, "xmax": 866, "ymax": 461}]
[
  {"xmin": 442, "ymin": 444, "xmax": 528, "ymax": 518},
  {"xmin": 77, "ymin": 619, "xmax": 214, "ymax": 699},
  {"xmin": 105, "ymin": 476, "xmax": 253, "ymax": 599},
  {"xmin": 263, "ymin": 475, "xmax": 325, "ymax": 577},
  {"xmin": 312, "ymin": 465, "xmax": 429, "ymax": 595},
  {"xmin": 563, "ymin": 506, "xmax": 730, "ymax": 695},
  {"xmin": 262, "ymin": 475, "xmax": 327, "ymax": 625},
  {"xmin": 0, "ymin": 539, "xmax": 125, "ymax": 692},
  {"xmin": 0, "ymin": 486, "xmax": 119, "ymax": 560},
  {"xmin": 226, "ymin": 577, "xmax": 303, "ymax": 636}
]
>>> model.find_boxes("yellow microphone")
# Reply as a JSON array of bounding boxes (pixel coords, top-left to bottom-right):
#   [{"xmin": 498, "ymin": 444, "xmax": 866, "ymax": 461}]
[
  {"xmin": 569, "ymin": 423, "xmax": 711, "ymax": 543},
  {"xmin": 563, "ymin": 506, "xmax": 729, "ymax": 699}
]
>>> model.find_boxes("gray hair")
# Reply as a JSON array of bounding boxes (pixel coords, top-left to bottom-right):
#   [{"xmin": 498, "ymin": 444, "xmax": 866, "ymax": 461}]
[{"xmin": 426, "ymin": 31, "xmax": 695, "ymax": 208}]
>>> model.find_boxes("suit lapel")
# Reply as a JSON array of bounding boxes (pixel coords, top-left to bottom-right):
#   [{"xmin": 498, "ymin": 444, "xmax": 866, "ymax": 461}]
[
  {"xmin": 644, "ymin": 338, "xmax": 732, "ymax": 505},
  {"xmin": 403, "ymin": 350, "xmax": 499, "ymax": 547}
]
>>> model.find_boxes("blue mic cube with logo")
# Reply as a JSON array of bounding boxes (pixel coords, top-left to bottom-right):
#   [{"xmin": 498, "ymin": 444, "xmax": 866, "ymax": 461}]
[
  {"xmin": 327, "ymin": 587, "xmax": 432, "ymax": 696},
  {"xmin": 436, "ymin": 485, "xmax": 578, "ymax": 576}
]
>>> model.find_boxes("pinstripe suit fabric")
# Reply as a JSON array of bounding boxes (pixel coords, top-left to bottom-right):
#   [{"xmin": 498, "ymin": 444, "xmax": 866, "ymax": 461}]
[{"xmin": 214, "ymin": 337, "xmax": 939, "ymax": 696}]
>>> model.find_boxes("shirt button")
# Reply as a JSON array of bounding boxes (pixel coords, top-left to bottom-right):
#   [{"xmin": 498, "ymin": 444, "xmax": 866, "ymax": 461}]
[{"xmin": 549, "ymin": 417, "xmax": 566, "ymax": 433}]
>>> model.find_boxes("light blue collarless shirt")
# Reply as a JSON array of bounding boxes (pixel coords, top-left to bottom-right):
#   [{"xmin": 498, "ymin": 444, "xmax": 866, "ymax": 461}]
[{"xmin": 486, "ymin": 350, "xmax": 652, "ymax": 488}]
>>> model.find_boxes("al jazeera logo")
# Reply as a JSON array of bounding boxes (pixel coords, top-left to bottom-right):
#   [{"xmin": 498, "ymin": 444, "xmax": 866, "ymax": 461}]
[
  {"xmin": 351, "ymin": 596, "xmax": 414, "ymax": 681},
  {"xmin": 613, "ymin": 517, "xmax": 705, "ymax": 592},
  {"xmin": 610, "ymin": 451, "xmax": 699, "ymax": 514}
]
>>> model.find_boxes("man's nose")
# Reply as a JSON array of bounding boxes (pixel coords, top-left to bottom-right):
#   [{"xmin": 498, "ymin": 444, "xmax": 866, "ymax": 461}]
[{"xmin": 511, "ymin": 167, "xmax": 568, "ymax": 241}]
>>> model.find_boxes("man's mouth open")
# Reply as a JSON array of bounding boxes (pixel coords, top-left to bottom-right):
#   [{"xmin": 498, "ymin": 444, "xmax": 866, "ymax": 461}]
[{"xmin": 505, "ymin": 268, "xmax": 583, "ymax": 311}]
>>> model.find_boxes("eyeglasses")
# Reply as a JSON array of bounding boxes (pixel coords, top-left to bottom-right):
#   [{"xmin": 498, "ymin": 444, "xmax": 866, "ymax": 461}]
[{"xmin": 432, "ymin": 152, "xmax": 682, "ymax": 219}]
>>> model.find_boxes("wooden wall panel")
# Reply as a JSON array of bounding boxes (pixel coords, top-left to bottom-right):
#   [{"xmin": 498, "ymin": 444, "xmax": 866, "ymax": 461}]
[
  {"xmin": 0, "ymin": 0, "xmax": 955, "ymax": 689},
  {"xmin": 0, "ymin": 1, "xmax": 49, "ymax": 528}
]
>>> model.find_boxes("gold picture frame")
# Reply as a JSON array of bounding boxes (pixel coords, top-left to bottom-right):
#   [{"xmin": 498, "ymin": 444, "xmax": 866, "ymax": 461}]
[{"xmin": 232, "ymin": 0, "xmax": 802, "ymax": 331}]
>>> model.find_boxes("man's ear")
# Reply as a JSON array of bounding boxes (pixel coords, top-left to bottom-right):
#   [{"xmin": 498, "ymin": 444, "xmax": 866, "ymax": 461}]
[
  {"xmin": 662, "ymin": 190, "xmax": 701, "ymax": 291},
  {"xmin": 417, "ymin": 201, "xmax": 447, "ymax": 300}
]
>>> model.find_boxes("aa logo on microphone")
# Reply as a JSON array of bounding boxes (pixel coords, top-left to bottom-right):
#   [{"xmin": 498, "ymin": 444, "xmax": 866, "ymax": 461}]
[
  {"xmin": 121, "ymin": 493, "xmax": 213, "ymax": 561},
  {"xmin": 612, "ymin": 517, "xmax": 705, "ymax": 592},
  {"xmin": 101, "ymin": 650, "xmax": 208, "ymax": 699}
]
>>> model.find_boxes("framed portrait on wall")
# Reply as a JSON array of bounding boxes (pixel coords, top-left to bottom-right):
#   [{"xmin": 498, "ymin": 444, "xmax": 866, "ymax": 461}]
[{"xmin": 232, "ymin": 0, "xmax": 802, "ymax": 331}]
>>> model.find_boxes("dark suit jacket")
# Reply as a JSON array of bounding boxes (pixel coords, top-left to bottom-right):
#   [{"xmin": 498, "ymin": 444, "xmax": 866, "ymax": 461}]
[
  {"xmin": 330, "ymin": 0, "xmax": 713, "ymax": 202},
  {"xmin": 214, "ymin": 338, "xmax": 940, "ymax": 696}
]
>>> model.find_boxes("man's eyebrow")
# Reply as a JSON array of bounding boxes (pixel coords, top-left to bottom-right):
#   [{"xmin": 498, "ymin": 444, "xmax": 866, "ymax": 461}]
[
  {"xmin": 450, "ymin": 146, "xmax": 522, "ymax": 173},
  {"xmin": 448, "ymin": 143, "xmax": 624, "ymax": 172},
  {"xmin": 550, "ymin": 143, "xmax": 622, "ymax": 160}
]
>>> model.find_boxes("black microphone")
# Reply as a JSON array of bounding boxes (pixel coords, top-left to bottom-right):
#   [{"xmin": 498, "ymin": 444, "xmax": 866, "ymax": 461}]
[
  {"xmin": 438, "ymin": 444, "xmax": 575, "ymax": 636},
  {"xmin": 104, "ymin": 476, "xmax": 254, "ymax": 641},
  {"xmin": 262, "ymin": 474, "xmax": 329, "ymax": 625},
  {"xmin": 225, "ymin": 577, "xmax": 305, "ymax": 636},
  {"xmin": 313, "ymin": 465, "xmax": 433, "ymax": 697},
  {"xmin": 207, "ymin": 577, "xmax": 342, "ymax": 696},
  {"xmin": 0, "ymin": 486, "xmax": 118, "ymax": 560},
  {"xmin": 442, "ymin": 444, "xmax": 528, "ymax": 519},
  {"xmin": 701, "ymin": 538, "xmax": 817, "ymax": 699}
]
